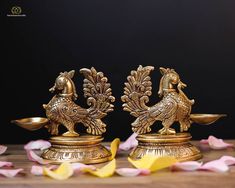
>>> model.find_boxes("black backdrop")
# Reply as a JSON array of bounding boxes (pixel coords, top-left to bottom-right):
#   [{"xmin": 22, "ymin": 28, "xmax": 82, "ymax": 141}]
[{"xmin": 1, "ymin": 0, "xmax": 235, "ymax": 143}]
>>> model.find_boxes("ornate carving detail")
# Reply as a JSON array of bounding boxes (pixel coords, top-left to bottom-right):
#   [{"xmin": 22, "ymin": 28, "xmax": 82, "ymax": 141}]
[
  {"xmin": 129, "ymin": 133, "xmax": 202, "ymax": 161},
  {"xmin": 43, "ymin": 68, "xmax": 115, "ymax": 136},
  {"xmin": 122, "ymin": 66, "xmax": 226, "ymax": 161},
  {"xmin": 41, "ymin": 135, "xmax": 111, "ymax": 164},
  {"xmin": 121, "ymin": 65, "xmax": 194, "ymax": 135}
]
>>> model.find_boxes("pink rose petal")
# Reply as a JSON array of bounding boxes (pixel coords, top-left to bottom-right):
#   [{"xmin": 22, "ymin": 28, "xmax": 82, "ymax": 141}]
[
  {"xmin": 31, "ymin": 165, "xmax": 43, "ymax": 176},
  {"xmin": 200, "ymin": 136, "xmax": 234, "ymax": 150},
  {"xmin": 26, "ymin": 150, "xmax": 50, "ymax": 165},
  {"xmin": 116, "ymin": 168, "xmax": 150, "ymax": 177},
  {"xmin": 208, "ymin": 136, "xmax": 234, "ymax": 149},
  {"xmin": 31, "ymin": 165, "xmax": 57, "ymax": 176},
  {"xmin": 119, "ymin": 133, "xmax": 138, "ymax": 151},
  {"xmin": 199, "ymin": 139, "xmax": 209, "ymax": 144},
  {"xmin": 0, "ymin": 161, "xmax": 13, "ymax": 168},
  {"xmin": 0, "ymin": 145, "xmax": 7, "ymax": 155},
  {"xmin": 31, "ymin": 163, "xmax": 96, "ymax": 176},
  {"xmin": 218, "ymin": 156, "xmax": 235, "ymax": 166},
  {"xmin": 171, "ymin": 161, "xmax": 202, "ymax": 171},
  {"xmin": 199, "ymin": 160, "xmax": 229, "ymax": 172},
  {"xmin": 24, "ymin": 140, "xmax": 51, "ymax": 151},
  {"xmin": 0, "ymin": 169, "xmax": 23, "ymax": 178},
  {"xmin": 71, "ymin": 163, "xmax": 96, "ymax": 174}
]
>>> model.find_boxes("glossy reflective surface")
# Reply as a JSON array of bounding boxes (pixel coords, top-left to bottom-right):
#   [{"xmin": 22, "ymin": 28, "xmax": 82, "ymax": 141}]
[
  {"xmin": 11, "ymin": 117, "xmax": 49, "ymax": 131},
  {"xmin": 190, "ymin": 114, "xmax": 227, "ymax": 125}
]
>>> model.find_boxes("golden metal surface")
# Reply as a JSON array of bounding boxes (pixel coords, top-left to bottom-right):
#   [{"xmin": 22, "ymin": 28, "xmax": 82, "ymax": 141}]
[
  {"xmin": 190, "ymin": 114, "xmax": 227, "ymax": 125},
  {"xmin": 12, "ymin": 67, "xmax": 115, "ymax": 164},
  {"xmin": 122, "ymin": 65, "xmax": 225, "ymax": 161},
  {"xmin": 41, "ymin": 135, "xmax": 111, "ymax": 164},
  {"xmin": 43, "ymin": 68, "xmax": 115, "ymax": 136},
  {"xmin": 130, "ymin": 133, "xmax": 202, "ymax": 162},
  {"xmin": 11, "ymin": 117, "xmax": 49, "ymax": 131}
]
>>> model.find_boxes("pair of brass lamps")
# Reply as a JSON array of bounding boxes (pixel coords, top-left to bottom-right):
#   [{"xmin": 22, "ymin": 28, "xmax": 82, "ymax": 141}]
[{"xmin": 12, "ymin": 66, "xmax": 226, "ymax": 164}]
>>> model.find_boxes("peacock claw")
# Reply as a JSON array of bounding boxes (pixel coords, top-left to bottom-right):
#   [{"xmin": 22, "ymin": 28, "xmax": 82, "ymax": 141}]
[
  {"xmin": 158, "ymin": 127, "xmax": 176, "ymax": 135},
  {"xmin": 62, "ymin": 131, "xmax": 79, "ymax": 137}
]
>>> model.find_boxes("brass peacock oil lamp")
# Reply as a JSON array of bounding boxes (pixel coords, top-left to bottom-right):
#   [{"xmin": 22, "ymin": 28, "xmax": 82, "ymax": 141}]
[
  {"xmin": 121, "ymin": 65, "xmax": 226, "ymax": 161},
  {"xmin": 12, "ymin": 68, "xmax": 115, "ymax": 164}
]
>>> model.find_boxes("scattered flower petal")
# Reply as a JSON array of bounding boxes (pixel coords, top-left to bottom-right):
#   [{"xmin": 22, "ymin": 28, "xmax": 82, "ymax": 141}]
[
  {"xmin": 31, "ymin": 165, "xmax": 44, "ymax": 176},
  {"xmin": 83, "ymin": 159, "xmax": 116, "ymax": 178},
  {"xmin": 0, "ymin": 161, "xmax": 13, "ymax": 168},
  {"xmin": 116, "ymin": 168, "xmax": 150, "ymax": 177},
  {"xmin": 32, "ymin": 163, "xmax": 96, "ymax": 176},
  {"xmin": 24, "ymin": 140, "xmax": 51, "ymax": 151},
  {"xmin": 119, "ymin": 133, "xmax": 138, "ymax": 151},
  {"xmin": 71, "ymin": 163, "xmax": 96, "ymax": 173},
  {"xmin": 199, "ymin": 139, "xmax": 208, "ymax": 144},
  {"xmin": 199, "ymin": 160, "xmax": 229, "ymax": 172},
  {"xmin": 0, "ymin": 145, "xmax": 7, "ymax": 155},
  {"xmin": 218, "ymin": 156, "xmax": 235, "ymax": 166},
  {"xmin": 0, "ymin": 169, "xmax": 23, "ymax": 178},
  {"xmin": 31, "ymin": 165, "xmax": 57, "ymax": 176},
  {"xmin": 208, "ymin": 136, "xmax": 234, "ymax": 149},
  {"xmin": 171, "ymin": 161, "xmax": 202, "ymax": 171},
  {"xmin": 171, "ymin": 155, "xmax": 235, "ymax": 173},
  {"xmin": 26, "ymin": 150, "xmax": 50, "ymax": 165},
  {"xmin": 43, "ymin": 162, "xmax": 73, "ymax": 180},
  {"xmin": 110, "ymin": 138, "xmax": 120, "ymax": 160},
  {"xmin": 200, "ymin": 136, "xmax": 234, "ymax": 149},
  {"xmin": 128, "ymin": 155, "xmax": 177, "ymax": 172}
]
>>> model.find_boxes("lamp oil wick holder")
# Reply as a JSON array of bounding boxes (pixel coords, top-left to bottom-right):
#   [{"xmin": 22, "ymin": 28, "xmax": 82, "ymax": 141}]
[
  {"xmin": 121, "ymin": 65, "xmax": 226, "ymax": 161},
  {"xmin": 12, "ymin": 68, "xmax": 115, "ymax": 164}
]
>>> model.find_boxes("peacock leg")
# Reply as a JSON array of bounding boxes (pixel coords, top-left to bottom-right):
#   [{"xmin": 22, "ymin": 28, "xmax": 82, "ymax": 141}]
[
  {"xmin": 179, "ymin": 119, "xmax": 191, "ymax": 132},
  {"xmin": 158, "ymin": 127, "xmax": 176, "ymax": 135},
  {"xmin": 158, "ymin": 120, "xmax": 176, "ymax": 135},
  {"xmin": 62, "ymin": 121, "xmax": 79, "ymax": 137}
]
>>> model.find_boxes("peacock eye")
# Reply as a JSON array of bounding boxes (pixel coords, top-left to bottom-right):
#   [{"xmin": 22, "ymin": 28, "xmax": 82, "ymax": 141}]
[{"xmin": 58, "ymin": 78, "xmax": 65, "ymax": 85}]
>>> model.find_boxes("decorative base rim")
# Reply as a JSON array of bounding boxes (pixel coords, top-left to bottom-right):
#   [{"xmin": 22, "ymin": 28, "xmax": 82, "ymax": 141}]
[
  {"xmin": 41, "ymin": 135, "xmax": 111, "ymax": 164},
  {"xmin": 129, "ymin": 133, "xmax": 202, "ymax": 162}
]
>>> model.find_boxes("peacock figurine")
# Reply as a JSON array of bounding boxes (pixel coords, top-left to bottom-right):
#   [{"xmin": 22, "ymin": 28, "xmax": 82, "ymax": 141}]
[
  {"xmin": 11, "ymin": 67, "xmax": 116, "ymax": 163},
  {"xmin": 43, "ymin": 68, "xmax": 115, "ymax": 137},
  {"xmin": 121, "ymin": 65, "xmax": 224, "ymax": 135}
]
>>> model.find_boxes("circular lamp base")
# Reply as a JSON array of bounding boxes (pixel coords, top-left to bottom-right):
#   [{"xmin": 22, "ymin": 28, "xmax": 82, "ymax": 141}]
[
  {"xmin": 41, "ymin": 135, "xmax": 111, "ymax": 164},
  {"xmin": 129, "ymin": 133, "xmax": 202, "ymax": 162}
]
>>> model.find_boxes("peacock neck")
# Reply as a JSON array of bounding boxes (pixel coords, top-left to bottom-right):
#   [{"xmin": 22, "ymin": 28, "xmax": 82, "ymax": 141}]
[
  {"xmin": 59, "ymin": 80, "xmax": 74, "ymax": 100},
  {"xmin": 162, "ymin": 88, "xmax": 176, "ymax": 96}
]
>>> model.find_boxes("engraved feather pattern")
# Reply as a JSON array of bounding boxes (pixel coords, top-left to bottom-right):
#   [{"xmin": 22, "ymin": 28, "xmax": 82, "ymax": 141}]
[
  {"xmin": 121, "ymin": 65, "xmax": 154, "ymax": 117},
  {"xmin": 80, "ymin": 67, "xmax": 115, "ymax": 135},
  {"xmin": 122, "ymin": 66, "xmax": 194, "ymax": 135},
  {"xmin": 43, "ymin": 68, "xmax": 115, "ymax": 136},
  {"xmin": 121, "ymin": 65, "xmax": 155, "ymax": 134}
]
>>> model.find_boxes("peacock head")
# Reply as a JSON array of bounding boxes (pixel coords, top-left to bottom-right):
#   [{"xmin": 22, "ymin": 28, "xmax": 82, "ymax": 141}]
[
  {"xmin": 158, "ymin": 67, "xmax": 186, "ymax": 97},
  {"xmin": 49, "ymin": 70, "xmax": 78, "ymax": 100}
]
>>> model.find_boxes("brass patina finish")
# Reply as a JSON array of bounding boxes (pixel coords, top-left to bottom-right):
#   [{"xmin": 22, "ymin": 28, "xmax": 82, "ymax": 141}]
[
  {"xmin": 44, "ymin": 68, "xmax": 115, "ymax": 136},
  {"xmin": 122, "ymin": 65, "xmax": 225, "ymax": 161},
  {"xmin": 11, "ymin": 117, "xmax": 49, "ymax": 131},
  {"xmin": 131, "ymin": 133, "xmax": 202, "ymax": 162},
  {"xmin": 41, "ymin": 135, "xmax": 111, "ymax": 164},
  {"xmin": 190, "ymin": 114, "xmax": 226, "ymax": 125},
  {"xmin": 12, "ymin": 67, "xmax": 115, "ymax": 164}
]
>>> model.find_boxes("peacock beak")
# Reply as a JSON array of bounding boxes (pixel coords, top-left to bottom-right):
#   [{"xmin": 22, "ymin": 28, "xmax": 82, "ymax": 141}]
[
  {"xmin": 179, "ymin": 80, "xmax": 187, "ymax": 88},
  {"xmin": 49, "ymin": 85, "xmax": 56, "ymax": 93}
]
